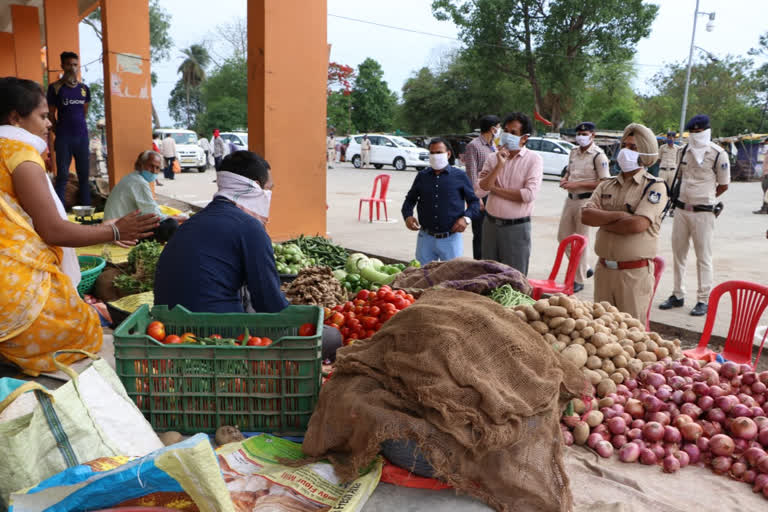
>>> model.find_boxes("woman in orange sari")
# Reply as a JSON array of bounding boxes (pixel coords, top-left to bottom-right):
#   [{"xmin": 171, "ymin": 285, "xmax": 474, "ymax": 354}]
[{"xmin": 0, "ymin": 77, "xmax": 158, "ymax": 375}]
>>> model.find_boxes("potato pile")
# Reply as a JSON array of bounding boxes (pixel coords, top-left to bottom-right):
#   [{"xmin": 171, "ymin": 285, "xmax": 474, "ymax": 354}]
[{"xmin": 513, "ymin": 294, "xmax": 683, "ymax": 397}]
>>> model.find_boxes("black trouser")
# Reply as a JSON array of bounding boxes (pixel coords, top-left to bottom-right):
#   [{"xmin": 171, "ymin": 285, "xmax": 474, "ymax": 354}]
[
  {"xmin": 163, "ymin": 156, "xmax": 176, "ymax": 179},
  {"xmin": 54, "ymin": 135, "xmax": 91, "ymax": 206},
  {"xmin": 147, "ymin": 217, "xmax": 179, "ymax": 243},
  {"xmin": 470, "ymin": 197, "xmax": 488, "ymax": 260},
  {"xmin": 214, "ymin": 155, "xmax": 222, "ymax": 170}
]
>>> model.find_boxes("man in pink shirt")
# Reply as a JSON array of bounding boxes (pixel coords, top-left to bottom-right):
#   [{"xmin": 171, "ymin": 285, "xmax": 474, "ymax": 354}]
[{"xmin": 476, "ymin": 112, "xmax": 543, "ymax": 275}]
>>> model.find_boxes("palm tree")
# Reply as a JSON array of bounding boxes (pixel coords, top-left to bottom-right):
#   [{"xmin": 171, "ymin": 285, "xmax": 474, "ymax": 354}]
[{"xmin": 178, "ymin": 44, "xmax": 211, "ymax": 125}]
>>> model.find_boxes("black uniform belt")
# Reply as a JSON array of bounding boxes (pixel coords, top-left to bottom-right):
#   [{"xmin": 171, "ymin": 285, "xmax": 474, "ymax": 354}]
[
  {"xmin": 485, "ymin": 213, "xmax": 531, "ymax": 226},
  {"xmin": 673, "ymin": 199, "xmax": 715, "ymax": 213},
  {"xmin": 568, "ymin": 192, "xmax": 592, "ymax": 200},
  {"xmin": 422, "ymin": 229, "xmax": 452, "ymax": 239},
  {"xmin": 660, "ymin": 167, "xmax": 675, "ymax": 171}
]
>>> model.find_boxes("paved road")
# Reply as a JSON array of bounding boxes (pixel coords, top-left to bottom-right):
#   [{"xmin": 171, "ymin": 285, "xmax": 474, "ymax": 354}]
[{"xmin": 159, "ymin": 163, "xmax": 768, "ymax": 340}]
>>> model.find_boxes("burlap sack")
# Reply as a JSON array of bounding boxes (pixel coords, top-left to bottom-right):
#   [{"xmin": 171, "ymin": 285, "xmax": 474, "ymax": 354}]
[
  {"xmin": 301, "ymin": 288, "xmax": 586, "ymax": 512},
  {"xmin": 392, "ymin": 258, "xmax": 532, "ymax": 297}
]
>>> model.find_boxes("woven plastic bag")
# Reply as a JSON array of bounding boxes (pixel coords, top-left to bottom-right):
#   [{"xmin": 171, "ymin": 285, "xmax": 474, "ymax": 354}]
[{"xmin": 0, "ymin": 350, "xmax": 163, "ymax": 507}]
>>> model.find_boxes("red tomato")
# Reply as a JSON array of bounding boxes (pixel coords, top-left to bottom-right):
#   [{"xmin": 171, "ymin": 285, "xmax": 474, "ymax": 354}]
[
  {"xmin": 260, "ymin": 337, "xmax": 274, "ymax": 346},
  {"xmin": 393, "ymin": 298, "xmax": 408, "ymax": 310},
  {"xmin": 210, "ymin": 334, "xmax": 222, "ymax": 339},
  {"xmin": 343, "ymin": 301, "xmax": 354, "ymax": 312},
  {"xmin": 381, "ymin": 311, "xmax": 396, "ymax": 322},
  {"xmin": 365, "ymin": 329, "xmax": 376, "ymax": 339},
  {"xmin": 163, "ymin": 335, "xmax": 182, "ymax": 345},
  {"xmin": 341, "ymin": 327, "xmax": 350, "ymax": 337},
  {"xmin": 395, "ymin": 289, "xmax": 406, "ymax": 297},
  {"xmin": 369, "ymin": 306, "xmax": 381, "ymax": 317},
  {"xmin": 356, "ymin": 289, "xmax": 370, "ymax": 300},
  {"xmin": 346, "ymin": 311, "xmax": 357, "ymax": 319},
  {"xmin": 298, "ymin": 323, "xmax": 316, "ymax": 337},
  {"xmin": 361, "ymin": 306, "xmax": 370, "ymax": 315},
  {"xmin": 323, "ymin": 307, "xmax": 333, "ymax": 320},
  {"xmin": 376, "ymin": 289, "xmax": 388, "ymax": 300},
  {"xmin": 329, "ymin": 312, "xmax": 345, "ymax": 327},
  {"xmin": 379, "ymin": 285, "xmax": 392, "ymax": 292},
  {"xmin": 353, "ymin": 299, "xmax": 365, "ymax": 307},
  {"xmin": 383, "ymin": 302, "xmax": 397, "ymax": 313},
  {"xmin": 246, "ymin": 337, "xmax": 263, "ymax": 346},
  {"xmin": 179, "ymin": 332, "xmax": 196, "ymax": 344},
  {"xmin": 360, "ymin": 316, "xmax": 378, "ymax": 329},
  {"xmin": 147, "ymin": 321, "xmax": 166, "ymax": 342},
  {"xmin": 405, "ymin": 294, "xmax": 415, "ymax": 302},
  {"xmin": 375, "ymin": 321, "xmax": 383, "ymax": 330},
  {"xmin": 333, "ymin": 305, "xmax": 344, "ymax": 313}
]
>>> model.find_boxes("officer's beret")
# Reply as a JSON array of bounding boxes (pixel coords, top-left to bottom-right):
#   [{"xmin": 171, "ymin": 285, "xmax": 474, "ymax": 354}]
[
  {"xmin": 667, "ymin": 131, "xmax": 676, "ymax": 137},
  {"xmin": 576, "ymin": 122, "xmax": 596, "ymax": 132},
  {"xmin": 685, "ymin": 115, "xmax": 710, "ymax": 131}
]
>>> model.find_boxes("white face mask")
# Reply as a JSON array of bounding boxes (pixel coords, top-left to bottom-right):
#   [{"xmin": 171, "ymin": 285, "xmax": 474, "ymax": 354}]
[
  {"xmin": 214, "ymin": 171, "xmax": 272, "ymax": 222},
  {"xmin": 688, "ymin": 129, "xmax": 711, "ymax": 148},
  {"xmin": 575, "ymin": 134, "xmax": 592, "ymax": 147},
  {"xmin": 617, "ymin": 148, "xmax": 657, "ymax": 173},
  {"xmin": 500, "ymin": 133, "xmax": 522, "ymax": 151},
  {"xmin": 429, "ymin": 152, "xmax": 449, "ymax": 170}
]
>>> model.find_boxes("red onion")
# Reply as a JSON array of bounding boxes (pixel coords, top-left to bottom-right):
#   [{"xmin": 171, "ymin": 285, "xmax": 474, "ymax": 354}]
[
  {"xmin": 618, "ymin": 442, "xmax": 641, "ymax": 463},
  {"xmin": 702, "ymin": 420, "xmax": 723, "ymax": 438},
  {"xmin": 734, "ymin": 438, "xmax": 750, "ymax": 454},
  {"xmin": 624, "ymin": 379, "xmax": 637, "ymax": 392},
  {"xmin": 692, "ymin": 382, "xmax": 709, "ymax": 396},
  {"xmin": 730, "ymin": 461, "xmax": 747, "ymax": 478},
  {"xmin": 681, "ymin": 422, "xmax": 703, "ymax": 442},
  {"xmin": 631, "ymin": 419, "xmax": 645, "ymax": 429},
  {"xmin": 715, "ymin": 395, "xmax": 737, "ymax": 413},
  {"xmin": 697, "ymin": 436, "xmax": 710, "ymax": 452},
  {"xmin": 732, "ymin": 376, "xmax": 743, "ymax": 388},
  {"xmin": 650, "ymin": 442, "xmax": 665, "ymax": 459},
  {"xmin": 602, "ymin": 407, "xmax": 618, "ymax": 420},
  {"xmin": 680, "ymin": 403, "xmax": 702, "ymax": 419},
  {"xmin": 666, "ymin": 403, "xmax": 680, "ymax": 418},
  {"xmin": 756, "ymin": 394, "xmax": 766, "ymax": 405},
  {"xmin": 663, "ymin": 454, "xmax": 680, "ymax": 473},
  {"xmin": 562, "ymin": 430, "xmax": 574, "ymax": 445},
  {"xmin": 707, "ymin": 408, "xmax": 726, "ymax": 423},
  {"xmin": 682, "ymin": 390, "xmax": 697, "ymax": 404},
  {"xmin": 614, "ymin": 394, "xmax": 628, "ymax": 406},
  {"xmin": 642, "ymin": 421, "xmax": 665, "ymax": 442},
  {"xmin": 739, "ymin": 394, "xmax": 756, "ymax": 407},
  {"xmin": 710, "ymin": 434, "xmax": 735, "ymax": 457},
  {"xmin": 621, "ymin": 413, "xmax": 633, "ymax": 425},
  {"xmin": 732, "ymin": 404, "xmax": 752, "ymax": 418},
  {"xmin": 743, "ymin": 469, "xmax": 757, "ymax": 484},
  {"xmin": 650, "ymin": 363, "xmax": 665, "ymax": 374},
  {"xmin": 627, "ymin": 428, "xmax": 642, "ymax": 441},
  {"xmin": 743, "ymin": 446, "xmax": 767, "ymax": 466},
  {"xmin": 743, "ymin": 372, "xmax": 757, "ymax": 386},
  {"xmin": 731, "ymin": 417, "xmax": 758, "ymax": 440},
  {"xmin": 671, "ymin": 390, "xmax": 685, "ymax": 404},
  {"xmin": 759, "ymin": 428, "xmax": 768, "ymax": 447},
  {"xmin": 643, "ymin": 395, "xmax": 664, "ymax": 413},
  {"xmin": 672, "ymin": 414, "xmax": 693, "ymax": 428},
  {"xmin": 587, "ymin": 432, "xmax": 603, "ymax": 449},
  {"xmin": 721, "ymin": 362, "xmax": 740, "ymax": 379},
  {"xmin": 611, "ymin": 403, "xmax": 624, "ymax": 414},
  {"xmin": 625, "ymin": 399, "xmax": 644, "ymax": 419},
  {"xmin": 595, "ymin": 440, "xmax": 614, "ymax": 458},
  {"xmin": 757, "ymin": 454, "xmax": 768, "ymax": 473},
  {"xmin": 764, "ymin": 403, "xmax": 768, "ymax": 415},
  {"xmin": 656, "ymin": 386, "xmax": 672, "ymax": 402},
  {"xmin": 663, "ymin": 443, "xmax": 679, "ymax": 457},
  {"xmin": 709, "ymin": 386, "xmax": 726, "ymax": 399},
  {"xmin": 683, "ymin": 443, "xmax": 701, "ymax": 464},
  {"xmin": 751, "ymin": 406, "xmax": 765, "ymax": 418},
  {"xmin": 663, "ymin": 425, "xmax": 682, "ymax": 443},
  {"xmin": 593, "ymin": 424, "xmax": 611, "ymax": 441},
  {"xmin": 763, "ymin": 484, "xmax": 768, "ymax": 499},
  {"xmin": 647, "ymin": 411, "xmax": 670, "ymax": 426},
  {"xmin": 639, "ymin": 448, "xmax": 657, "ymax": 465},
  {"xmin": 699, "ymin": 367, "xmax": 720, "ymax": 386},
  {"xmin": 644, "ymin": 372, "xmax": 665, "ymax": 390},
  {"xmin": 697, "ymin": 395, "xmax": 714, "ymax": 412},
  {"xmin": 616, "ymin": 384, "xmax": 630, "ymax": 396},
  {"xmin": 673, "ymin": 450, "xmax": 690, "ymax": 468},
  {"xmin": 754, "ymin": 473, "xmax": 768, "ymax": 493},
  {"xmin": 712, "ymin": 455, "xmax": 732, "ymax": 474},
  {"xmin": 669, "ymin": 376, "xmax": 687, "ymax": 390},
  {"xmin": 739, "ymin": 363, "xmax": 752, "ymax": 375},
  {"xmin": 611, "ymin": 435, "xmax": 628, "ymax": 450},
  {"xmin": 663, "ymin": 369, "xmax": 676, "ymax": 380},
  {"xmin": 759, "ymin": 371, "xmax": 768, "ymax": 384}
]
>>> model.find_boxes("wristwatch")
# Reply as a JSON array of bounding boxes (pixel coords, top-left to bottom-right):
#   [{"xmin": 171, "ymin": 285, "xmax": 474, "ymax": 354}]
[{"xmin": 463, "ymin": 216, "xmax": 471, "ymax": 225}]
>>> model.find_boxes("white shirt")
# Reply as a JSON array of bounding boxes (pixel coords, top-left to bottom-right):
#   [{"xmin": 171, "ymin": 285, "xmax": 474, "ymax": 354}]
[{"xmin": 161, "ymin": 137, "xmax": 177, "ymax": 158}]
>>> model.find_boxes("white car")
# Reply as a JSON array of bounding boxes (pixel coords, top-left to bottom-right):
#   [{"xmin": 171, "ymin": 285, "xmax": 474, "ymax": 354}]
[
  {"xmin": 220, "ymin": 131, "xmax": 248, "ymax": 150},
  {"xmin": 346, "ymin": 134, "xmax": 429, "ymax": 171},
  {"xmin": 155, "ymin": 128, "xmax": 207, "ymax": 172},
  {"xmin": 525, "ymin": 137, "xmax": 575, "ymax": 179}
]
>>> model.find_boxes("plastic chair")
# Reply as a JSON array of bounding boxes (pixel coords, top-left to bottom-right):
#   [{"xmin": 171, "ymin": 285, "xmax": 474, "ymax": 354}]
[
  {"xmin": 528, "ymin": 234, "xmax": 587, "ymax": 300},
  {"xmin": 682, "ymin": 281, "xmax": 768, "ymax": 369},
  {"xmin": 645, "ymin": 256, "xmax": 665, "ymax": 331},
  {"xmin": 358, "ymin": 174, "xmax": 391, "ymax": 222}
]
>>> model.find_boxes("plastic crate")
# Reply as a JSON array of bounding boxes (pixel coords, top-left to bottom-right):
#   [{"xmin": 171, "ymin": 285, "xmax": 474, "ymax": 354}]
[
  {"xmin": 113, "ymin": 304, "xmax": 323, "ymax": 435},
  {"xmin": 77, "ymin": 255, "xmax": 106, "ymax": 295}
]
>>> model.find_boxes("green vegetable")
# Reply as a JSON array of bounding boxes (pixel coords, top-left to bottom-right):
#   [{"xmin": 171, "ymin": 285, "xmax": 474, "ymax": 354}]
[
  {"xmin": 114, "ymin": 241, "xmax": 164, "ymax": 294},
  {"xmin": 368, "ymin": 258, "xmax": 384, "ymax": 270},
  {"xmin": 345, "ymin": 253, "xmax": 368, "ymax": 274},
  {"xmin": 283, "ymin": 235, "xmax": 348, "ymax": 269},
  {"xmin": 408, "ymin": 260, "xmax": 421, "ymax": 268},
  {"xmin": 332, "ymin": 269, "xmax": 347, "ymax": 281},
  {"xmin": 488, "ymin": 285, "xmax": 535, "ymax": 308}
]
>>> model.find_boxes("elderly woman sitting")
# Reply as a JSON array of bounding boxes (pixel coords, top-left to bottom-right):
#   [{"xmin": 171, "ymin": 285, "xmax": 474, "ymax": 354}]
[{"xmin": 0, "ymin": 77, "xmax": 158, "ymax": 375}]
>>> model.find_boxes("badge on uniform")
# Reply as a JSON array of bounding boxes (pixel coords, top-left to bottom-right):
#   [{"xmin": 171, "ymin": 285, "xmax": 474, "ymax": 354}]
[
  {"xmin": 601, "ymin": 194, "xmax": 612, "ymax": 199},
  {"xmin": 720, "ymin": 162, "xmax": 728, "ymax": 169},
  {"xmin": 601, "ymin": 161, "xmax": 608, "ymax": 168},
  {"xmin": 648, "ymin": 190, "xmax": 662, "ymax": 204}
]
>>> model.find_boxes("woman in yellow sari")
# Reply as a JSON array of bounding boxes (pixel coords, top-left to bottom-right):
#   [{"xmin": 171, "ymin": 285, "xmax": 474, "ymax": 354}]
[{"xmin": 0, "ymin": 77, "xmax": 159, "ymax": 375}]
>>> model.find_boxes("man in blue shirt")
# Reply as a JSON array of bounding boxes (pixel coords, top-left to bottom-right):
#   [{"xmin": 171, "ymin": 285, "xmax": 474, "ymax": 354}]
[
  {"xmin": 402, "ymin": 137, "xmax": 480, "ymax": 265},
  {"xmin": 47, "ymin": 51, "xmax": 92, "ymax": 206},
  {"xmin": 154, "ymin": 151, "xmax": 288, "ymax": 314}
]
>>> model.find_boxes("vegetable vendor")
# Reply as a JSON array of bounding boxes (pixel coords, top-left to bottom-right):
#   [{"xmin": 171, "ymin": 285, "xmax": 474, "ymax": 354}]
[
  {"xmin": 401, "ymin": 137, "xmax": 480, "ymax": 265},
  {"xmin": 0, "ymin": 77, "xmax": 159, "ymax": 375},
  {"xmin": 103, "ymin": 150, "xmax": 187, "ymax": 242}
]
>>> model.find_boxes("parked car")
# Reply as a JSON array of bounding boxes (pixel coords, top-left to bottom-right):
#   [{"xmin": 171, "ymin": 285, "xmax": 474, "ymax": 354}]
[
  {"xmin": 525, "ymin": 136, "xmax": 575, "ymax": 179},
  {"xmin": 346, "ymin": 134, "xmax": 429, "ymax": 171},
  {"xmin": 220, "ymin": 131, "xmax": 248, "ymax": 150},
  {"xmin": 155, "ymin": 128, "xmax": 207, "ymax": 172}
]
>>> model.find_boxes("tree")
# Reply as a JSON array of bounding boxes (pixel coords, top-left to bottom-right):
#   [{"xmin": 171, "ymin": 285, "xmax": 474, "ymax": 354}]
[
  {"xmin": 350, "ymin": 58, "xmax": 397, "ymax": 132},
  {"xmin": 85, "ymin": 80, "xmax": 104, "ymax": 133},
  {"xmin": 195, "ymin": 57, "xmax": 248, "ymax": 135},
  {"xmin": 749, "ymin": 31, "xmax": 768, "ymax": 130},
  {"xmin": 82, "ymin": 0, "xmax": 173, "ymax": 127},
  {"xmin": 168, "ymin": 80, "xmax": 204, "ymax": 128},
  {"xmin": 174, "ymin": 44, "xmax": 210, "ymax": 126},
  {"xmin": 327, "ymin": 62, "xmax": 355, "ymax": 133},
  {"xmin": 567, "ymin": 60, "xmax": 641, "ymax": 129},
  {"xmin": 215, "ymin": 18, "xmax": 247, "ymax": 60},
  {"xmin": 431, "ymin": 0, "xmax": 658, "ymax": 128}
]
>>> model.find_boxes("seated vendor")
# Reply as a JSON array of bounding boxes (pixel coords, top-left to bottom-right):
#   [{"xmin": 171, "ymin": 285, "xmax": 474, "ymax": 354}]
[
  {"xmin": 103, "ymin": 150, "xmax": 185, "ymax": 242},
  {"xmin": 0, "ymin": 77, "xmax": 159, "ymax": 375},
  {"xmin": 154, "ymin": 151, "xmax": 341, "ymax": 358}
]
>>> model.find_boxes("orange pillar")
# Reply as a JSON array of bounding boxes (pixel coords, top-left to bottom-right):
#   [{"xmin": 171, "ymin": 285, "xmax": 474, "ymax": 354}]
[
  {"xmin": 11, "ymin": 5, "xmax": 42, "ymax": 83},
  {"xmin": 100, "ymin": 0, "xmax": 152, "ymax": 188},
  {"xmin": 248, "ymin": 0, "xmax": 328, "ymax": 240},
  {"xmin": 0, "ymin": 32, "xmax": 15, "ymax": 77},
  {"xmin": 43, "ymin": 0, "xmax": 80, "ymax": 85}
]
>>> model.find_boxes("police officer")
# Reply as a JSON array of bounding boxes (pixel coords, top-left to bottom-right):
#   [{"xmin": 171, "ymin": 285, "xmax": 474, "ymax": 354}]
[
  {"xmin": 581, "ymin": 123, "xmax": 666, "ymax": 321},
  {"xmin": 659, "ymin": 115, "xmax": 729, "ymax": 317},
  {"xmin": 658, "ymin": 131, "xmax": 679, "ymax": 191},
  {"xmin": 558, "ymin": 121, "xmax": 610, "ymax": 292}
]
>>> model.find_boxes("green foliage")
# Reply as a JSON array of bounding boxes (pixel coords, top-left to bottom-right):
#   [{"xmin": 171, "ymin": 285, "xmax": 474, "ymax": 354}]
[
  {"xmin": 86, "ymin": 80, "xmax": 104, "ymax": 133},
  {"xmin": 351, "ymin": 58, "xmax": 397, "ymax": 132},
  {"xmin": 567, "ymin": 60, "xmax": 641, "ymax": 129},
  {"xmin": 598, "ymin": 106, "xmax": 635, "ymax": 131},
  {"xmin": 168, "ymin": 80, "xmax": 204, "ymax": 129},
  {"xmin": 114, "ymin": 241, "xmax": 164, "ymax": 294},
  {"xmin": 327, "ymin": 93, "xmax": 355, "ymax": 134},
  {"xmin": 195, "ymin": 57, "xmax": 248, "ymax": 134}
]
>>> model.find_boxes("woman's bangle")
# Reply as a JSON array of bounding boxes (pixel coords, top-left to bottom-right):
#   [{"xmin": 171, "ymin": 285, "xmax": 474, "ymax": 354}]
[{"xmin": 110, "ymin": 223, "xmax": 120, "ymax": 241}]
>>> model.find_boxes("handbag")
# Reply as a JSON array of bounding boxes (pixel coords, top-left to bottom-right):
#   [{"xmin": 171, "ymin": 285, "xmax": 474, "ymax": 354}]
[{"xmin": 172, "ymin": 159, "xmax": 181, "ymax": 174}]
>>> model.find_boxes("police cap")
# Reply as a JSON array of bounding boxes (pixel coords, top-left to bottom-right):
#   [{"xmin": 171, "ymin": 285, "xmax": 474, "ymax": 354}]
[{"xmin": 685, "ymin": 115, "xmax": 710, "ymax": 131}]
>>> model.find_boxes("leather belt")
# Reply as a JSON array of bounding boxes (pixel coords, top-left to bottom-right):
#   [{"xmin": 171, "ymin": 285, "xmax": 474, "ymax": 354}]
[
  {"xmin": 599, "ymin": 258, "xmax": 650, "ymax": 270},
  {"xmin": 485, "ymin": 213, "xmax": 531, "ymax": 226},
  {"xmin": 422, "ymin": 229, "xmax": 452, "ymax": 239},
  {"xmin": 673, "ymin": 199, "xmax": 715, "ymax": 213},
  {"xmin": 660, "ymin": 167, "xmax": 675, "ymax": 171},
  {"xmin": 568, "ymin": 192, "xmax": 592, "ymax": 200}
]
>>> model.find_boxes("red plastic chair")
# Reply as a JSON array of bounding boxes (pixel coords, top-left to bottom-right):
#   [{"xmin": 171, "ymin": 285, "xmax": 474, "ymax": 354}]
[
  {"xmin": 528, "ymin": 234, "xmax": 587, "ymax": 300},
  {"xmin": 358, "ymin": 174, "xmax": 391, "ymax": 222},
  {"xmin": 682, "ymin": 281, "xmax": 768, "ymax": 369},
  {"xmin": 645, "ymin": 256, "xmax": 665, "ymax": 331}
]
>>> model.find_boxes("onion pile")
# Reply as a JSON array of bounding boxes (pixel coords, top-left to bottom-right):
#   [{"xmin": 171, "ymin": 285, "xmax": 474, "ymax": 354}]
[
  {"xmin": 561, "ymin": 358, "xmax": 768, "ymax": 499},
  {"xmin": 514, "ymin": 296, "xmax": 683, "ymax": 397}
]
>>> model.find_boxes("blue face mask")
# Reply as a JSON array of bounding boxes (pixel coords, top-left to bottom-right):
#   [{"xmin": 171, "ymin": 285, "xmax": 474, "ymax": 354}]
[
  {"xmin": 500, "ymin": 132, "xmax": 522, "ymax": 150},
  {"xmin": 140, "ymin": 170, "xmax": 158, "ymax": 183},
  {"xmin": 666, "ymin": 138, "xmax": 674, "ymax": 145}
]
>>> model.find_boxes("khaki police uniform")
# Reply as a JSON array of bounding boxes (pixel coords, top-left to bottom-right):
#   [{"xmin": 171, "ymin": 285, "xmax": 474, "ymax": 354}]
[
  {"xmin": 361, "ymin": 138, "xmax": 372, "ymax": 167},
  {"xmin": 671, "ymin": 142, "xmax": 730, "ymax": 303},
  {"xmin": 326, "ymin": 136, "xmax": 336, "ymax": 167},
  {"xmin": 584, "ymin": 171, "xmax": 667, "ymax": 321},
  {"xmin": 658, "ymin": 143, "xmax": 679, "ymax": 190},
  {"xmin": 557, "ymin": 143, "xmax": 610, "ymax": 284}
]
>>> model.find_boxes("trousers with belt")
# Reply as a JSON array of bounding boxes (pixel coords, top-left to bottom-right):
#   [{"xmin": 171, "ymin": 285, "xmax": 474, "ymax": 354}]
[
  {"xmin": 594, "ymin": 262, "xmax": 654, "ymax": 321},
  {"xmin": 671, "ymin": 207, "xmax": 715, "ymax": 303},
  {"xmin": 557, "ymin": 196, "xmax": 592, "ymax": 283},
  {"xmin": 659, "ymin": 168, "xmax": 676, "ymax": 190},
  {"xmin": 481, "ymin": 215, "xmax": 531, "ymax": 275}
]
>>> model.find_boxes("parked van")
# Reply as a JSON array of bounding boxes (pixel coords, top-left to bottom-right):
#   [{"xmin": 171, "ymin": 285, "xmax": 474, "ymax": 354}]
[
  {"xmin": 219, "ymin": 131, "xmax": 248, "ymax": 150},
  {"xmin": 346, "ymin": 134, "xmax": 429, "ymax": 171},
  {"xmin": 154, "ymin": 128, "xmax": 207, "ymax": 172}
]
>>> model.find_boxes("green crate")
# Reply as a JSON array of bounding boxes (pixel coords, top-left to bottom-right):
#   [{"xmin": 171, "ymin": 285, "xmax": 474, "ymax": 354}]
[
  {"xmin": 113, "ymin": 304, "xmax": 323, "ymax": 435},
  {"xmin": 77, "ymin": 255, "xmax": 106, "ymax": 295}
]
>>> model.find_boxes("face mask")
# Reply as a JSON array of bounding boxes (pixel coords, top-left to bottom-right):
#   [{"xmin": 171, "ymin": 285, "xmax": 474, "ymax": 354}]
[
  {"xmin": 617, "ymin": 148, "xmax": 657, "ymax": 173},
  {"xmin": 140, "ymin": 170, "xmax": 158, "ymax": 183},
  {"xmin": 689, "ymin": 129, "xmax": 711, "ymax": 148},
  {"xmin": 575, "ymin": 134, "xmax": 592, "ymax": 147},
  {"xmin": 500, "ymin": 133, "xmax": 522, "ymax": 151},
  {"xmin": 429, "ymin": 152, "xmax": 449, "ymax": 170},
  {"xmin": 666, "ymin": 138, "xmax": 674, "ymax": 145}
]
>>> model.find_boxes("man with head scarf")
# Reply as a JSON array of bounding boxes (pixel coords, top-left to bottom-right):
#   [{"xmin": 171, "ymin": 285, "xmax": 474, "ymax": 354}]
[
  {"xmin": 581, "ymin": 123, "xmax": 666, "ymax": 321},
  {"xmin": 212, "ymin": 129, "xmax": 226, "ymax": 170},
  {"xmin": 658, "ymin": 130, "xmax": 679, "ymax": 191},
  {"xmin": 659, "ymin": 115, "xmax": 729, "ymax": 317}
]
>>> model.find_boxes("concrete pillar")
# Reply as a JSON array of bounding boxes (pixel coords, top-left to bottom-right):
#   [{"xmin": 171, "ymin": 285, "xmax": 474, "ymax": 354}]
[
  {"xmin": 0, "ymin": 32, "xmax": 15, "ymax": 77},
  {"xmin": 11, "ymin": 5, "xmax": 42, "ymax": 82},
  {"xmin": 248, "ymin": 0, "xmax": 328, "ymax": 240},
  {"xmin": 43, "ymin": 0, "xmax": 80, "ymax": 85},
  {"xmin": 100, "ymin": 0, "xmax": 152, "ymax": 188}
]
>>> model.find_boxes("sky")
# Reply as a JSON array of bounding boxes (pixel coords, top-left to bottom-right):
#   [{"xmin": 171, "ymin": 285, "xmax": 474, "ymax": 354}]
[{"xmin": 77, "ymin": 0, "xmax": 768, "ymax": 127}]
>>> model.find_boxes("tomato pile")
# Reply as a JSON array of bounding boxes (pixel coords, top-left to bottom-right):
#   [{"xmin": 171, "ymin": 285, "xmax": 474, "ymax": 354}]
[
  {"xmin": 324, "ymin": 285, "xmax": 415, "ymax": 345},
  {"xmin": 144, "ymin": 321, "xmax": 316, "ymax": 347}
]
